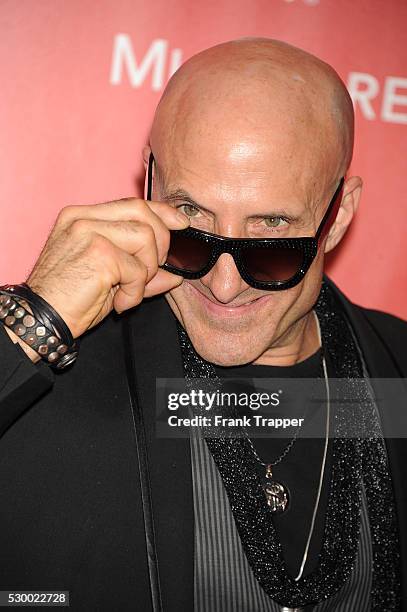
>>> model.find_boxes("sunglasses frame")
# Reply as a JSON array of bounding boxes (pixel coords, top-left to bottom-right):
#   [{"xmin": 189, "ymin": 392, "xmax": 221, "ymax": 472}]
[{"xmin": 146, "ymin": 152, "xmax": 344, "ymax": 291}]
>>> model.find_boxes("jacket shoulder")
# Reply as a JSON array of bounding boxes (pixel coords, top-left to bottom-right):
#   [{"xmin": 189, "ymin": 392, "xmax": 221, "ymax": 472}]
[
  {"xmin": 355, "ymin": 305, "xmax": 407, "ymax": 341},
  {"xmin": 322, "ymin": 277, "xmax": 407, "ymax": 375},
  {"xmin": 351, "ymin": 304, "xmax": 407, "ymax": 372}
]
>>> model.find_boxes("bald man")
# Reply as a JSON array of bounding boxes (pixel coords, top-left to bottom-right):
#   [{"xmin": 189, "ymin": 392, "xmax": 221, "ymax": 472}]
[{"xmin": 0, "ymin": 39, "xmax": 406, "ymax": 612}]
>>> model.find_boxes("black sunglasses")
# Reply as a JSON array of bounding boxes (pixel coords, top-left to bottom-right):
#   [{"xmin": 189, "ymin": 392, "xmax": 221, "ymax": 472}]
[{"xmin": 146, "ymin": 153, "xmax": 344, "ymax": 291}]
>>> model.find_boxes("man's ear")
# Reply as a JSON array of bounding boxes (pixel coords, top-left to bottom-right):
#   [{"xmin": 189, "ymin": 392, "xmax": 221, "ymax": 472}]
[
  {"xmin": 324, "ymin": 176, "xmax": 363, "ymax": 253},
  {"xmin": 142, "ymin": 145, "xmax": 151, "ymax": 170}
]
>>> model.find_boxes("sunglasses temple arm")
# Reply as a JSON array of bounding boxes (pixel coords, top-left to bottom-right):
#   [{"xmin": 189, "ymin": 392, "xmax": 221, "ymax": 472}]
[
  {"xmin": 146, "ymin": 152, "xmax": 154, "ymax": 201},
  {"xmin": 315, "ymin": 177, "xmax": 345, "ymax": 243}
]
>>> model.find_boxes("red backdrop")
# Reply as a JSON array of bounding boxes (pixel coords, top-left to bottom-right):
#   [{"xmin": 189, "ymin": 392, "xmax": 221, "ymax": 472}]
[{"xmin": 1, "ymin": 0, "xmax": 406, "ymax": 318}]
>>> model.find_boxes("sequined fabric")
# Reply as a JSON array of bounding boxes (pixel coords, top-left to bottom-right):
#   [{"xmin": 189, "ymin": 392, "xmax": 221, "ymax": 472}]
[{"xmin": 177, "ymin": 280, "xmax": 400, "ymax": 609}]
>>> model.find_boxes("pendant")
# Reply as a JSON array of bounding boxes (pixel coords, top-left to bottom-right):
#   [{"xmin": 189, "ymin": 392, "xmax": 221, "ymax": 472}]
[{"xmin": 263, "ymin": 464, "xmax": 290, "ymax": 514}]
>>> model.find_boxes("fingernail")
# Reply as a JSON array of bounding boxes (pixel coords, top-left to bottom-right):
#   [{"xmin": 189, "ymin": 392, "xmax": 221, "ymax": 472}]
[{"xmin": 176, "ymin": 212, "xmax": 190, "ymax": 227}]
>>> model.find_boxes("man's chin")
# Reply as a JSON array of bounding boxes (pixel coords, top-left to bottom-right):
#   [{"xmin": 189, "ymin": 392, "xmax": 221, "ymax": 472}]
[
  {"xmin": 202, "ymin": 353, "xmax": 255, "ymax": 367},
  {"xmin": 184, "ymin": 327, "xmax": 264, "ymax": 366}
]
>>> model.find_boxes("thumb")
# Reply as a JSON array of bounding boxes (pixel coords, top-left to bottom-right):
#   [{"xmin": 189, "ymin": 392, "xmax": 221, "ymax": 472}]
[{"xmin": 143, "ymin": 269, "xmax": 183, "ymax": 298}]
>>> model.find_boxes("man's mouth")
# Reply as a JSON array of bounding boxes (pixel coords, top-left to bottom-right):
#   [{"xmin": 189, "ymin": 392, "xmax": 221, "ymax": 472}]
[{"xmin": 184, "ymin": 281, "xmax": 272, "ymax": 316}]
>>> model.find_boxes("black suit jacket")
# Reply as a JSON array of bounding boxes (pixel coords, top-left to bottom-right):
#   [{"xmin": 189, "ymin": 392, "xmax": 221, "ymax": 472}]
[{"xmin": 0, "ymin": 277, "xmax": 406, "ymax": 611}]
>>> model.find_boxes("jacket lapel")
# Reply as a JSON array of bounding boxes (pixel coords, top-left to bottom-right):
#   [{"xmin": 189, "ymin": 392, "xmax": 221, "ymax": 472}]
[
  {"xmin": 324, "ymin": 276, "xmax": 407, "ymax": 608},
  {"xmin": 124, "ymin": 295, "xmax": 195, "ymax": 610}
]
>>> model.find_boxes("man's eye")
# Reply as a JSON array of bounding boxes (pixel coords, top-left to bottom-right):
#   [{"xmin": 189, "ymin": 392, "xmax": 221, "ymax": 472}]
[
  {"xmin": 179, "ymin": 204, "xmax": 200, "ymax": 217},
  {"xmin": 264, "ymin": 217, "xmax": 288, "ymax": 228}
]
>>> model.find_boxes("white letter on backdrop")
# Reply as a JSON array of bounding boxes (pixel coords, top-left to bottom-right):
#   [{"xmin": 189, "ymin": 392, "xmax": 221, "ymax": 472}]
[
  {"xmin": 347, "ymin": 72, "xmax": 379, "ymax": 120},
  {"xmin": 168, "ymin": 48, "xmax": 183, "ymax": 78},
  {"xmin": 381, "ymin": 77, "xmax": 407, "ymax": 125},
  {"xmin": 110, "ymin": 35, "xmax": 168, "ymax": 91}
]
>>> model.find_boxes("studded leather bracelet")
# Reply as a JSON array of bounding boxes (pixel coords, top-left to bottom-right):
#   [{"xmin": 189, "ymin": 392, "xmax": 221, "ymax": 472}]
[{"xmin": 0, "ymin": 284, "xmax": 78, "ymax": 370}]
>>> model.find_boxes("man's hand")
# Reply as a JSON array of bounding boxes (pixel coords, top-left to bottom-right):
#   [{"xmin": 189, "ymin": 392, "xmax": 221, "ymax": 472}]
[{"xmin": 25, "ymin": 197, "xmax": 190, "ymax": 340}]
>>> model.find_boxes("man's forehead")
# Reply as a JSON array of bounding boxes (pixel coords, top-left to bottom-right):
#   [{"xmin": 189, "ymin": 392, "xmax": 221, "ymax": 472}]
[
  {"xmin": 154, "ymin": 154, "xmax": 327, "ymax": 222},
  {"xmin": 154, "ymin": 125, "xmax": 329, "ymax": 206}
]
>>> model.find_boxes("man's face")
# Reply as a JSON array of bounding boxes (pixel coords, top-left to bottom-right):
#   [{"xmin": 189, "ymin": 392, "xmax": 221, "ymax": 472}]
[
  {"xmin": 152, "ymin": 119, "xmax": 337, "ymax": 366},
  {"xmin": 147, "ymin": 40, "xmax": 357, "ymax": 366}
]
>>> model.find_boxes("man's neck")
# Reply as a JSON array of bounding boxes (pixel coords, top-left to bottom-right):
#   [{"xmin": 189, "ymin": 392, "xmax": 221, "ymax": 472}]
[{"xmin": 253, "ymin": 310, "xmax": 320, "ymax": 367}]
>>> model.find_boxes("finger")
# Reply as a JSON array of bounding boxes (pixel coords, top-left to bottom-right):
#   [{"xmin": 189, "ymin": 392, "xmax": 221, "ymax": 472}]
[
  {"xmin": 57, "ymin": 198, "xmax": 190, "ymax": 233},
  {"xmin": 111, "ymin": 251, "xmax": 150, "ymax": 313},
  {"xmin": 143, "ymin": 200, "xmax": 191, "ymax": 231},
  {"xmin": 143, "ymin": 269, "xmax": 184, "ymax": 298}
]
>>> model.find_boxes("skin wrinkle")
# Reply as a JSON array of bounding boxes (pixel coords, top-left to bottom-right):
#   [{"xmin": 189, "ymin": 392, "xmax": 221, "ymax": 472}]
[{"xmin": 147, "ymin": 38, "xmax": 362, "ymax": 367}]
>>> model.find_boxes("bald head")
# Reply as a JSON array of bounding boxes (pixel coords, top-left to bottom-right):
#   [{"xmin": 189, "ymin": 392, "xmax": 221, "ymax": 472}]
[{"xmin": 150, "ymin": 38, "xmax": 354, "ymax": 196}]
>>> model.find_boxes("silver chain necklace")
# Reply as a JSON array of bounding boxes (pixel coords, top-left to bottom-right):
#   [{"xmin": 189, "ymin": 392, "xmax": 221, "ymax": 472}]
[{"xmin": 244, "ymin": 312, "xmax": 330, "ymax": 597}]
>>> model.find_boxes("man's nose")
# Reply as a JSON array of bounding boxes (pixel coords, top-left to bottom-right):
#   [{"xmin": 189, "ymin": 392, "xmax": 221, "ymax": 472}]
[{"xmin": 199, "ymin": 252, "xmax": 249, "ymax": 304}]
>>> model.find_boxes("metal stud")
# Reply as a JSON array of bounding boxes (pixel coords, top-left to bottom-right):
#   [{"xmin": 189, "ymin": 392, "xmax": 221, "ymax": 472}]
[
  {"xmin": 0, "ymin": 307, "xmax": 8, "ymax": 319},
  {"xmin": 25, "ymin": 333, "xmax": 37, "ymax": 345},
  {"xmin": 5, "ymin": 315, "xmax": 16, "ymax": 326},
  {"xmin": 14, "ymin": 307, "xmax": 25, "ymax": 318},
  {"xmin": 38, "ymin": 344, "xmax": 49, "ymax": 355},
  {"xmin": 0, "ymin": 295, "xmax": 11, "ymax": 307},
  {"xmin": 56, "ymin": 351, "xmax": 78, "ymax": 369},
  {"xmin": 57, "ymin": 344, "xmax": 68, "ymax": 355},
  {"xmin": 48, "ymin": 352, "xmax": 59, "ymax": 363},
  {"xmin": 36, "ymin": 326, "xmax": 46, "ymax": 337},
  {"xmin": 14, "ymin": 324, "xmax": 26, "ymax": 336},
  {"xmin": 22, "ymin": 315, "xmax": 35, "ymax": 328},
  {"xmin": 47, "ymin": 336, "xmax": 59, "ymax": 347}
]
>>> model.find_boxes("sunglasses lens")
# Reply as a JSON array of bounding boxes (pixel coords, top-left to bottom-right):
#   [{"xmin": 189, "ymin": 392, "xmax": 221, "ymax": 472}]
[
  {"xmin": 167, "ymin": 232, "xmax": 212, "ymax": 273},
  {"xmin": 241, "ymin": 246, "xmax": 304, "ymax": 283}
]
